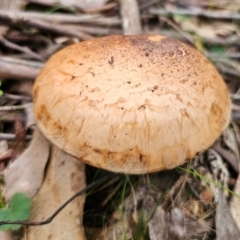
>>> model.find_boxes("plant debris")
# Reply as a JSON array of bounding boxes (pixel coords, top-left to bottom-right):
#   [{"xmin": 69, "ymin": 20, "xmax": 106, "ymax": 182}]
[{"xmin": 0, "ymin": 0, "xmax": 240, "ymax": 239}]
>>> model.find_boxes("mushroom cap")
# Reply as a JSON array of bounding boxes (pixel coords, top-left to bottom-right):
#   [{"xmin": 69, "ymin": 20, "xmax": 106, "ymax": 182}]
[{"xmin": 33, "ymin": 35, "xmax": 231, "ymax": 174}]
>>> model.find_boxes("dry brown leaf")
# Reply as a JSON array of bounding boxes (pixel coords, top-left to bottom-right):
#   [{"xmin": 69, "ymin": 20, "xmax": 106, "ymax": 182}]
[
  {"xmin": 223, "ymin": 128, "xmax": 240, "ymax": 161},
  {"xmin": 146, "ymin": 198, "xmax": 166, "ymax": 240},
  {"xmin": 4, "ymin": 127, "xmax": 50, "ymax": 201},
  {"xmin": 165, "ymin": 208, "xmax": 185, "ymax": 240},
  {"xmin": 216, "ymin": 189, "xmax": 240, "ymax": 240},
  {"xmin": 230, "ymin": 177, "xmax": 240, "ymax": 231},
  {"xmin": 0, "ymin": 230, "xmax": 12, "ymax": 240},
  {"xmin": 25, "ymin": 146, "xmax": 86, "ymax": 240},
  {"xmin": 174, "ymin": 16, "xmax": 238, "ymax": 40}
]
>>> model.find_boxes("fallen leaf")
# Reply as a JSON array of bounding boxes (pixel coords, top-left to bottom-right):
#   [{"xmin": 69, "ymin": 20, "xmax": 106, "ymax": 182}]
[
  {"xmin": 25, "ymin": 146, "xmax": 86, "ymax": 240},
  {"xmin": 4, "ymin": 127, "xmax": 50, "ymax": 201},
  {"xmin": 165, "ymin": 208, "xmax": 185, "ymax": 240},
  {"xmin": 230, "ymin": 176, "xmax": 240, "ymax": 231},
  {"xmin": 185, "ymin": 217, "xmax": 215, "ymax": 239},
  {"xmin": 145, "ymin": 196, "xmax": 166, "ymax": 240},
  {"xmin": 223, "ymin": 128, "xmax": 240, "ymax": 161},
  {"xmin": 0, "ymin": 231, "xmax": 12, "ymax": 240},
  {"xmin": 173, "ymin": 15, "xmax": 238, "ymax": 40},
  {"xmin": 216, "ymin": 188, "xmax": 240, "ymax": 239}
]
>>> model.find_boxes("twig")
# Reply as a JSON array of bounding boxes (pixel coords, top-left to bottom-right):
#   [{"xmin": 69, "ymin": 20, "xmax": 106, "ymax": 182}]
[
  {"xmin": 1, "ymin": 93, "xmax": 32, "ymax": 101},
  {"xmin": 101, "ymin": 180, "xmax": 123, "ymax": 207},
  {"xmin": 23, "ymin": 0, "xmax": 57, "ymax": 6},
  {"xmin": 80, "ymin": 2, "xmax": 118, "ymax": 14},
  {"xmin": 150, "ymin": 7, "xmax": 240, "ymax": 20},
  {"xmin": 216, "ymin": 64, "xmax": 240, "ymax": 77},
  {"xmin": 0, "ymin": 57, "xmax": 44, "ymax": 68},
  {"xmin": 0, "ymin": 11, "xmax": 121, "ymax": 26},
  {"xmin": 231, "ymin": 94, "xmax": 240, "ymax": 101},
  {"xmin": 0, "ymin": 11, "xmax": 93, "ymax": 40},
  {"xmin": 208, "ymin": 58, "xmax": 240, "ymax": 78},
  {"xmin": 0, "ymin": 133, "xmax": 32, "ymax": 140},
  {"xmin": 213, "ymin": 143, "xmax": 239, "ymax": 174},
  {"xmin": 139, "ymin": 0, "xmax": 159, "ymax": 11},
  {"xmin": 145, "ymin": 29, "xmax": 240, "ymax": 46},
  {"xmin": 0, "ymin": 174, "xmax": 121, "ymax": 226},
  {"xmin": 0, "ymin": 37, "xmax": 45, "ymax": 62},
  {"xmin": 232, "ymin": 112, "xmax": 240, "ymax": 120},
  {"xmin": 119, "ymin": 0, "xmax": 142, "ymax": 34},
  {"xmin": 159, "ymin": 17, "xmax": 194, "ymax": 45},
  {"xmin": 63, "ymin": 25, "xmax": 122, "ymax": 36},
  {"xmin": 0, "ymin": 103, "xmax": 32, "ymax": 111},
  {"xmin": 0, "ymin": 57, "xmax": 43, "ymax": 80},
  {"xmin": 206, "ymin": 52, "xmax": 240, "ymax": 59}
]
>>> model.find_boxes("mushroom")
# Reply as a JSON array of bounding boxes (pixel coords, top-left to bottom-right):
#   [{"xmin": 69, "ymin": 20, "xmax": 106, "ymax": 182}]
[{"xmin": 33, "ymin": 34, "xmax": 231, "ymax": 174}]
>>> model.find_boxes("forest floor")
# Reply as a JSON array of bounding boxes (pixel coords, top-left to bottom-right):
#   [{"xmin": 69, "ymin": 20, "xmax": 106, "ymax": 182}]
[{"xmin": 0, "ymin": 0, "xmax": 240, "ymax": 239}]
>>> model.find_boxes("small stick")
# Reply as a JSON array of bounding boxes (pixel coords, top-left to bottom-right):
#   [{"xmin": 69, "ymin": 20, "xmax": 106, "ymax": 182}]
[
  {"xmin": 145, "ymin": 29, "xmax": 240, "ymax": 46},
  {"xmin": 0, "ymin": 174, "xmax": 120, "ymax": 226},
  {"xmin": 0, "ymin": 57, "xmax": 42, "ymax": 80},
  {"xmin": 119, "ymin": 0, "xmax": 142, "ymax": 35},
  {"xmin": 0, "ymin": 37, "xmax": 45, "ymax": 62},
  {"xmin": 0, "ymin": 11, "xmax": 121, "ymax": 26},
  {"xmin": 0, "ymin": 133, "xmax": 32, "ymax": 140},
  {"xmin": 1, "ymin": 94, "xmax": 32, "ymax": 101},
  {"xmin": 0, "ymin": 12, "xmax": 93, "ymax": 40},
  {"xmin": 159, "ymin": 17, "xmax": 194, "ymax": 45},
  {"xmin": 150, "ymin": 7, "xmax": 240, "ymax": 20},
  {"xmin": 0, "ymin": 103, "xmax": 33, "ymax": 112}
]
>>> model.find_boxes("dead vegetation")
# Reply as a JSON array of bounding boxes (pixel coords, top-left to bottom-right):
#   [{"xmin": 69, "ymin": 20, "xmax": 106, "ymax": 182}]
[{"xmin": 0, "ymin": 0, "xmax": 240, "ymax": 239}]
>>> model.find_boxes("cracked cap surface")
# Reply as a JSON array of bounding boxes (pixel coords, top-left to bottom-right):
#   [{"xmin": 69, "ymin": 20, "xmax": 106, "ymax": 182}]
[{"xmin": 33, "ymin": 34, "xmax": 231, "ymax": 174}]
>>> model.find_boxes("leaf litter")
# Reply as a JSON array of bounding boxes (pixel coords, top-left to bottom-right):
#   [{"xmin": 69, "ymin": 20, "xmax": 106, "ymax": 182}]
[
  {"xmin": 25, "ymin": 146, "xmax": 86, "ymax": 240},
  {"xmin": 4, "ymin": 127, "xmax": 50, "ymax": 201},
  {"xmin": 0, "ymin": 0, "xmax": 240, "ymax": 239}
]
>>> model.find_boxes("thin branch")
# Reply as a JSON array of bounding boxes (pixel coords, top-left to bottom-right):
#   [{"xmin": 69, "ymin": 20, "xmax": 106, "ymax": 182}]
[
  {"xmin": 231, "ymin": 94, "xmax": 240, "ymax": 101},
  {"xmin": 0, "ymin": 10, "xmax": 121, "ymax": 26},
  {"xmin": 159, "ymin": 17, "xmax": 194, "ymax": 45},
  {"xmin": 0, "ymin": 57, "xmax": 43, "ymax": 80},
  {"xmin": 79, "ymin": 2, "xmax": 118, "ymax": 14},
  {"xmin": 1, "ymin": 93, "xmax": 32, "ymax": 101},
  {"xmin": 0, "ymin": 133, "xmax": 32, "ymax": 140},
  {"xmin": 150, "ymin": 7, "xmax": 240, "ymax": 20},
  {"xmin": 0, "ymin": 103, "xmax": 33, "ymax": 111},
  {"xmin": 119, "ymin": 0, "xmax": 142, "ymax": 35},
  {"xmin": 0, "ymin": 37, "xmax": 45, "ymax": 62},
  {"xmin": 62, "ymin": 25, "xmax": 122, "ymax": 36},
  {"xmin": 0, "ymin": 174, "xmax": 121, "ymax": 226},
  {"xmin": 0, "ymin": 57, "xmax": 44, "ymax": 68},
  {"xmin": 205, "ymin": 52, "xmax": 240, "ymax": 59},
  {"xmin": 0, "ymin": 11, "xmax": 93, "ymax": 40},
  {"xmin": 216, "ymin": 64, "xmax": 240, "ymax": 77},
  {"xmin": 145, "ymin": 29, "xmax": 240, "ymax": 46}
]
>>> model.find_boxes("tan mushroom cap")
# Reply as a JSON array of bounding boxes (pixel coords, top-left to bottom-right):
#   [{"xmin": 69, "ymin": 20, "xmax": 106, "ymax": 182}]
[{"xmin": 33, "ymin": 34, "xmax": 231, "ymax": 174}]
